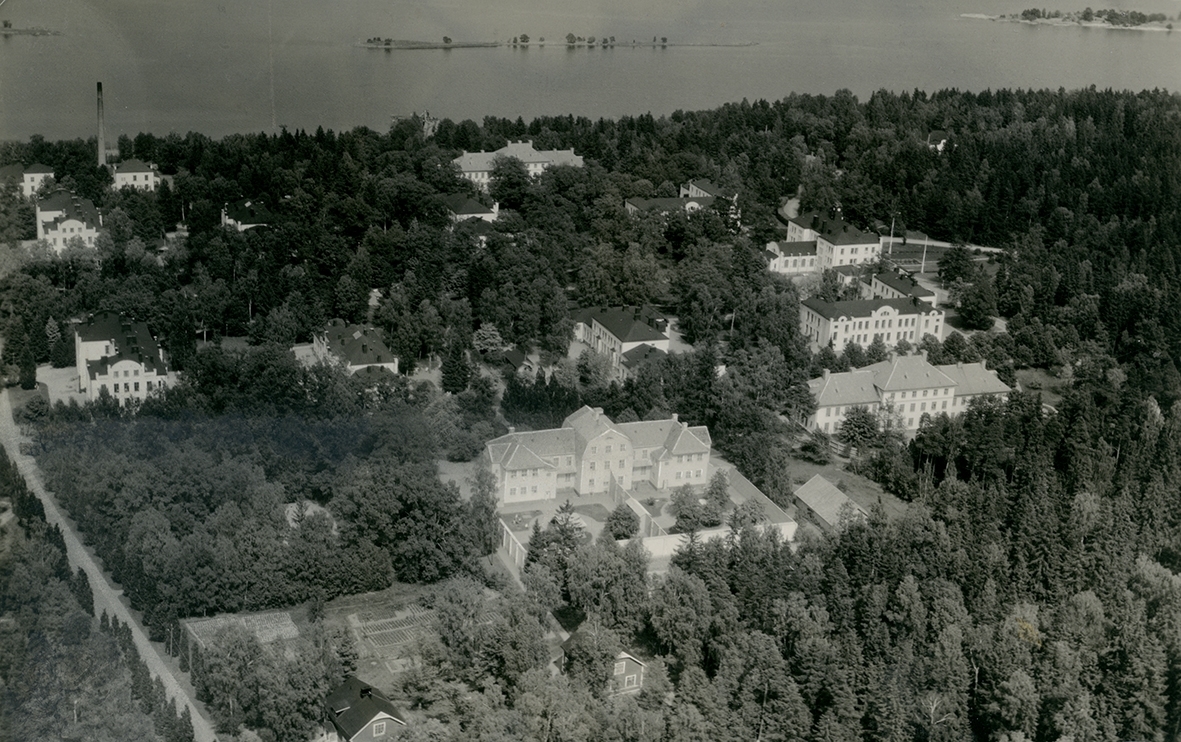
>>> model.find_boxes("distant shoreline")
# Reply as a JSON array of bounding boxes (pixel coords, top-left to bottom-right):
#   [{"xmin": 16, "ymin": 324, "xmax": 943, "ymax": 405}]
[
  {"xmin": 962, "ymin": 13, "xmax": 1173, "ymax": 32},
  {"xmin": 0, "ymin": 27, "xmax": 62, "ymax": 37},
  {"xmin": 357, "ymin": 39, "xmax": 758, "ymax": 50}
]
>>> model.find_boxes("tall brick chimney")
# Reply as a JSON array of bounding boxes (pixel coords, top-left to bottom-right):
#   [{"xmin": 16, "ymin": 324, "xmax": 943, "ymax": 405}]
[{"xmin": 96, "ymin": 82, "xmax": 107, "ymax": 169}]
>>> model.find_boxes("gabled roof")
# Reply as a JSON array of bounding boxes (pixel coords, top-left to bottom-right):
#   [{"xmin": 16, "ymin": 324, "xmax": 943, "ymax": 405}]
[
  {"xmin": 76, "ymin": 312, "xmax": 166, "ymax": 376},
  {"xmin": 441, "ymin": 193, "xmax": 494, "ymax": 217},
  {"xmin": 486, "ymin": 428, "xmax": 577, "ymax": 468},
  {"xmin": 325, "ymin": 676, "xmax": 405, "ymax": 741},
  {"xmin": 454, "ymin": 140, "xmax": 583, "ymax": 172},
  {"xmin": 808, "ymin": 369, "xmax": 880, "ymax": 408},
  {"xmin": 564, "ymin": 405, "xmax": 626, "ymax": 448},
  {"xmin": 626, "ymin": 196, "xmax": 715, "ymax": 214},
  {"xmin": 790, "ymin": 211, "xmax": 877, "ymax": 246},
  {"xmin": 620, "ymin": 343, "xmax": 666, "ymax": 370},
  {"xmin": 937, "ymin": 361, "xmax": 1011, "ymax": 397},
  {"xmin": 873, "ymin": 271, "xmax": 935, "ymax": 298},
  {"xmin": 224, "ymin": 198, "xmax": 272, "ymax": 225},
  {"xmin": 37, "ymin": 190, "xmax": 101, "ymax": 231},
  {"xmin": 116, "ymin": 159, "xmax": 154, "ymax": 173},
  {"xmin": 685, "ymin": 179, "xmax": 736, "ymax": 199},
  {"xmin": 794, "ymin": 474, "xmax": 866, "ymax": 529},
  {"xmin": 320, "ymin": 320, "xmax": 396, "ymax": 368},
  {"xmin": 768, "ymin": 240, "xmax": 818, "ymax": 257},
  {"xmin": 801, "ymin": 297, "xmax": 938, "ymax": 321},
  {"xmin": 582, "ymin": 306, "xmax": 667, "ymax": 345},
  {"xmin": 614, "ymin": 417, "xmax": 711, "ymax": 457},
  {"xmin": 862, "ymin": 354, "xmax": 956, "ymax": 393}
]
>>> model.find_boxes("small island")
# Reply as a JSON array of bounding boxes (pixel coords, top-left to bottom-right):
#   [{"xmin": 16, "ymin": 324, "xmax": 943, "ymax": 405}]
[
  {"xmin": 358, "ymin": 33, "xmax": 756, "ymax": 50},
  {"xmin": 964, "ymin": 7, "xmax": 1175, "ymax": 31},
  {"xmin": 0, "ymin": 20, "xmax": 62, "ymax": 37}
]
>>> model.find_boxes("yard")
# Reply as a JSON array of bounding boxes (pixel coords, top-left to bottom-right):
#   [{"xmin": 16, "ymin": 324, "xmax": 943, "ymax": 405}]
[
  {"xmin": 1015, "ymin": 367, "xmax": 1067, "ymax": 410},
  {"xmin": 785, "ymin": 453, "xmax": 907, "ymax": 522}
]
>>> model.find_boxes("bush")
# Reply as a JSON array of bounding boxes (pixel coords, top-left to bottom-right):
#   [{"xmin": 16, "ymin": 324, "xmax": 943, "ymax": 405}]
[{"xmin": 605, "ymin": 503, "xmax": 640, "ymax": 540}]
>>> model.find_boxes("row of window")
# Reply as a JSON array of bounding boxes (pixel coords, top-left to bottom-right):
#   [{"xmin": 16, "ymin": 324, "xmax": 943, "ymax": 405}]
[
  {"xmin": 100, "ymin": 380, "xmax": 160, "ymax": 394},
  {"xmin": 508, "ymin": 486, "xmax": 544, "ymax": 496},
  {"xmin": 674, "ymin": 469, "xmax": 705, "ymax": 480}
]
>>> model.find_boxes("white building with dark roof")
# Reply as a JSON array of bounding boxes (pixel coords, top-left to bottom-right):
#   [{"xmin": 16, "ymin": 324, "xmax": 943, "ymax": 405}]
[
  {"xmin": 441, "ymin": 193, "xmax": 499, "ymax": 223},
  {"xmin": 786, "ymin": 210, "xmax": 881, "ymax": 271},
  {"xmin": 484, "ymin": 406, "xmax": 712, "ymax": 504},
  {"xmin": 766, "ymin": 240, "xmax": 820, "ymax": 276},
  {"xmin": 454, "ymin": 140, "xmax": 583, "ymax": 190},
  {"xmin": 572, "ymin": 305, "xmax": 670, "ymax": 380},
  {"xmin": 862, "ymin": 271, "xmax": 938, "ymax": 308},
  {"xmin": 313, "ymin": 320, "xmax": 399, "ymax": 376},
  {"xmin": 113, "ymin": 159, "xmax": 160, "ymax": 190},
  {"xmin": 800, "ymin": 297, "xmax": 944, "ymax": 352},
  {"xmin": 74, "ymin": 312, "xmax": 175, "ymax": 405},
  {"xmin": 0, "ymin": 163, "xmax": 54, "ymax": 198},
  {"xmin": 35, "ymin": 190, "xmax": 101, "ymax": 252},
  {"xmin": 805, "ymin": 352, "xmax": 1011, "ymax": 434}
]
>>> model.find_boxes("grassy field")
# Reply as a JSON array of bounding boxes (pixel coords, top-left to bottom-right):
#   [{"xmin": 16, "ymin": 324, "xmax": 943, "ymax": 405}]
[
  {"xmin": 785, "ymin": 453, "xmax": 907, "ymax": 521},
  {"xmin": 1015, "ymin": 367, "xmax": 1067, "ymax": 409}
]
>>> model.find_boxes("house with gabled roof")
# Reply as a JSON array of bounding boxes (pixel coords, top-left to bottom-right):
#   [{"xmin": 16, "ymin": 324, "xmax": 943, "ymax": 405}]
[
  {"xmin": 484, "ymin": 406, "xmax": 712, "ymax": 504},
  {"xmin": 800, "ymin": 297, "xmax": 944, "ymax": 353},
  {"xmin": 787, "ymin": 209, "xmax": 881, "ymax": 271},
  {"xmin": 74, "ymin": 312, "xmax": 174, "ymax": 405},
  {"xmin": 36, "ymin": 190, "xmax": 101, "ymax": 253},
  {"xmin": 0, "ymin": 162, "xmax": 54, "ymax": 198},
  {"xmin": 804, "ymin": 351, "xmax": 1011, "ymax": 434},
  {"xmin": 862, "ymin": 270, "xmax": 938, "ymax": 307},
  {"xmin": 320, "ymin": 676, "xmax": 406, "ymax": 742},
  {"xmin": 113, "ymin": 159, "xmax": 160, "ymax": 191},
  {"xmin": 766, "ymin": 240, "xmax": 819, "ymax": 276},
  {"xmin": 221, "ymin": 198, "xmax": 273, "ymax": 231},
  {"xmin": 454, "ymin": 140, "xmax": 583, "ymax": 190},
  {"xmin": 572, "ymin": 305, "xmax": 669, "ymax": 380},
  {"xmin": 680, "ymin": 178, "xmax": 740, "ymax": 222},
  {"xmin": 441, "ymin": 193, "xmax": 499, "ymax": 223},
  {"xmin": 313, "ymin": 319, "xmax": 399, "ymax": 376},
  {"xmin": 793, "ymin": 474, "xmax": 867, "ymax": 533},
  {"xmin": 559, "ymin": 631, "xmax": 648, "ymax": 695}
]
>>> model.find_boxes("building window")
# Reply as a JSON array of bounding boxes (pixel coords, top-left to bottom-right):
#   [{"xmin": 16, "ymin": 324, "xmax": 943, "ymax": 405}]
[
  {"xmin": 134, "ymin": 382, "xmax": 140, "ymax": 392},
  {"xmin": 100, "ymin": 384, "xmax": 107, "ymax": 393},
  {"xmin": 624, "ymin": 674, "xmax": 638, "ymax": 688},
  {"xmin": 605, "ymin": 445, "xmax": 612, "ymax": 453},
  {"xmin": 532, "ymin": 486, "xmax": 537, "ymax": 493},
  {"xmin": 589, "ymin": 462, "xmax": 595, "ymax": 470},
  {"xmin": 619, "ymin": 459, "xmax": 625, "ymax": 469},
  {"xmin": 510, "ymin": 488, "xmax": 516, "ymax": 496},
  {"xmin": 614, "ymin": 661, "xmax": 626, "ymax": 675},
  {"xmin": 373, "ymin": 721, "xmax": 386, "ymax": 737},
  {"xmin": 589, "ymin": 478, "xmax": 595, "ymax": 487},
  {"xmin": 134, "ymin": 369, "xmax": 140, "ymax": 376},
  {"xmin": 124, "ymin": 383, "xmax": 130, "ymax": 392},
  {"xmin": 676, "ymin": 472, "xmax": 682, "ymax": 480}
]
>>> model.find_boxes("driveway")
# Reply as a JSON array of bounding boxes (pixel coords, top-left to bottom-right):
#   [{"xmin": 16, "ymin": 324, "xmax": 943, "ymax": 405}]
[{"xmin": 0, "ymin": 390, "xmax": 219, "ymax": 742}]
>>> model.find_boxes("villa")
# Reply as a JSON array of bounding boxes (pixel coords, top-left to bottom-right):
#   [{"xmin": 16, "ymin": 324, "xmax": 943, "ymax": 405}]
[{"xmin": 453, "ymin": 140, "xmax": 583, "ymax": 190}]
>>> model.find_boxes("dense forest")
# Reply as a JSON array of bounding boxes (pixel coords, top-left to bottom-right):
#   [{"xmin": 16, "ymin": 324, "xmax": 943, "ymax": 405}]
[{"xmin": 1, "ymin": 86, "xmax": 1180, "ymax": 741}]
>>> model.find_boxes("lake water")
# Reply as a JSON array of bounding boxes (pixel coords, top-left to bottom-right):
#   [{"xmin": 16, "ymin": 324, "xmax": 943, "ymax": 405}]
[{"xmin": 1, "ymin": 0, "xmax": 1179, "ymax": 140}]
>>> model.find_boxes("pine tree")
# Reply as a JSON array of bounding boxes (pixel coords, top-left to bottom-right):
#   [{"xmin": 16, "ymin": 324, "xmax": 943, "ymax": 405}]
[{"xmin": 441, "ymin": 340, "xmax": 471, "ymax": 393}]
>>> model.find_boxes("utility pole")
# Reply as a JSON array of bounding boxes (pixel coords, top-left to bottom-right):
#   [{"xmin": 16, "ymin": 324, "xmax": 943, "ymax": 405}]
[{"xmin": 921, "ymin": 238, "xmax": 928, "ymax": 274}]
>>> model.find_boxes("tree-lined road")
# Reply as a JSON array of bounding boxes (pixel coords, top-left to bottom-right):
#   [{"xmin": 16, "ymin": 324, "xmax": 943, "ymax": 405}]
[{"xmin": 0, "ymin": 390, "xmax": 219, "ymax": 742}]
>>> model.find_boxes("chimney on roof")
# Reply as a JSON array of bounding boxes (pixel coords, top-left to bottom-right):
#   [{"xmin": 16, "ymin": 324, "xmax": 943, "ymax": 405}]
[
  {"xmin": 360, "ymin": 688, "xmax": 372, "ymax": 699},
  {"xmin": 362, "ymin": 343, "xmax": 367, "ymax": 354},
  {"xmin": 96, "ymin": 82, "xmax": 107, "ymax": 170},
  {"xmin": 671, "ymin": 413, "xmax": 678, "ymax": 422},
  {"xmin": 823, "ymin": 368, "xmax": 830, "ymax": 379},
  {"xmin": 508, "ymin": 426, "xmax": 516, "ymax": 434},
  {"xmin": 633, "ymin": 306, "xmax": 641, "ymax": 320},
  {"xmin": 920, "ymin": 349, "xmax": 928, "ymax": 360}
]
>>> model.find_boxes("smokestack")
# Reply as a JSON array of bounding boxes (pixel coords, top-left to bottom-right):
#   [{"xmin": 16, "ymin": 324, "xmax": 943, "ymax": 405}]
[{"xmin": 97, "ymin": 82, "xmax": 106, "ymax": 169}]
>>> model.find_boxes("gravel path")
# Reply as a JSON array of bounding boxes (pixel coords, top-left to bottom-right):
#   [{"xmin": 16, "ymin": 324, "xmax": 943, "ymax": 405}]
[{"xmin": 0, "ymin": 390, "xmax": 219, "ymax": 742}]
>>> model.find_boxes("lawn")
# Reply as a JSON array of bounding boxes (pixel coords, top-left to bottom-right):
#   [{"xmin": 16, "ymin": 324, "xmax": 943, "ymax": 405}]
[
  {"xmin": 1015, "ymin": 367, "xmax": 1066, "ymax": 409},
  {"xmin": 785, "ymin": 453, "xmax": 907, "ymax": 521}
]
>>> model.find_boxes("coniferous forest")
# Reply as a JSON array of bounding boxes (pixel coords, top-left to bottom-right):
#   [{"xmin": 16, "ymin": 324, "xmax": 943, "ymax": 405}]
[{"xmin": 1, "ymin": 87, "xmax": 1181, "ymax": 741}]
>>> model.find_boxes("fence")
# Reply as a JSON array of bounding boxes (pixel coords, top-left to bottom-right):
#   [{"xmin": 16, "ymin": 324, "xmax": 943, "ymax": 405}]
[
  {"xmin": 611, "ymin": 472, "xmax": 667, "ymax": 537},
  {"xmin": 500, "ymin": 518, "xmax": 528, "ymax": 570}
]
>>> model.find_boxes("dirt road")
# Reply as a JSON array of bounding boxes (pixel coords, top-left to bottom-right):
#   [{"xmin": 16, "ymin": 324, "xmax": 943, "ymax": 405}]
[{"xmin": 0, "ymin": 390, "xmax": 219, "ymax": 742}]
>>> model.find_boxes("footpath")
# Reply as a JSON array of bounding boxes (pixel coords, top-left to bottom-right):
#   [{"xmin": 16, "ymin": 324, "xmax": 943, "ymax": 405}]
[{"xmin": 0, "ymin": 390, "xmax": 219, "ymax": 742}]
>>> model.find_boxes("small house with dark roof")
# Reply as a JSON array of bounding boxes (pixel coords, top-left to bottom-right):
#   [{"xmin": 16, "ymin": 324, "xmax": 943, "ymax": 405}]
[
  {"xmin": 441, "ymin": 193, "xmax": 499, "ymax": 223},
  {"xmin": 793, "ymin": 474, "xmax": 867, "ymax": 533},
  {"xmin": 221, "ymin": 198, "xmax": 273, "ymax": 231},
  {"xmin": 313, "ymin": 320, "xmax": 399, "ymax": 376},
  {"xmin": 74, "ymin": 312, "xmax": 174, "ymax": 405},
  {"xmin": 624, "ymin": 196, "xmax": 715, "ymax": 217},
  {"xmin": 113, "ymin": 159, "xmax": 160, "ymax": 190},
  {"xmin": 619, "ymin": 343, "xmax": 666, "ymax": 382},
  {"xmin": 559, "ymin": 631, "xmax": 647, "ymax": 695},
  {"xmin": 787, "ymin": 210, "xmax": 880, "ymax": 271},
  {"xmin": 799, "ymin": 297, "xmax": 944, "ymax": 353},
  {"xmin": 484, "ymin": 405, "xmax": 712, "ymax": 503},
  {"xmin": 766, "ymin": 240, "xmax": 819, "ymax": 276},
  {"xmin": 321, "ymin": 676, "xmax": 406, "ymax": 742},
  {"xmin": 863, "ymin": 271, "xmax": 938, "ymax": 308},
  {"xmin": 0, "ymin": 163, "xmax": 53, "ymax": 198},
  {"xmin": 572, "ymin": 305, "xmax": 669, "ymax": 380},
  {"xmin": 454, "ymin": 140, "xmax": 582, "ymax": 190},
  {"xmin": 36, "ymin": 190, "xmax": 101, "ymax": 252},
  {"xmin": 679, "ymin": 179, "xmax": 740, "ymax": 222}
]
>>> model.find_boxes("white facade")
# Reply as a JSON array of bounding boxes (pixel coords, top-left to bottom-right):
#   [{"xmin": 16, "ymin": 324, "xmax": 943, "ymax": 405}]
[
  {"xmin": 113, "ymin": 160, "xmax": 159, "ymax": 190},
  {"xmin": 22, "ymin": 166, "xmax": 53, "ymax": 198},
  {"xmin": 800, "ymin": 298, "xmax": 944, "ymax": 352},
  {"xmin": 36, "ymin": 192, "xmax": 100, "ymax": 253}
]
